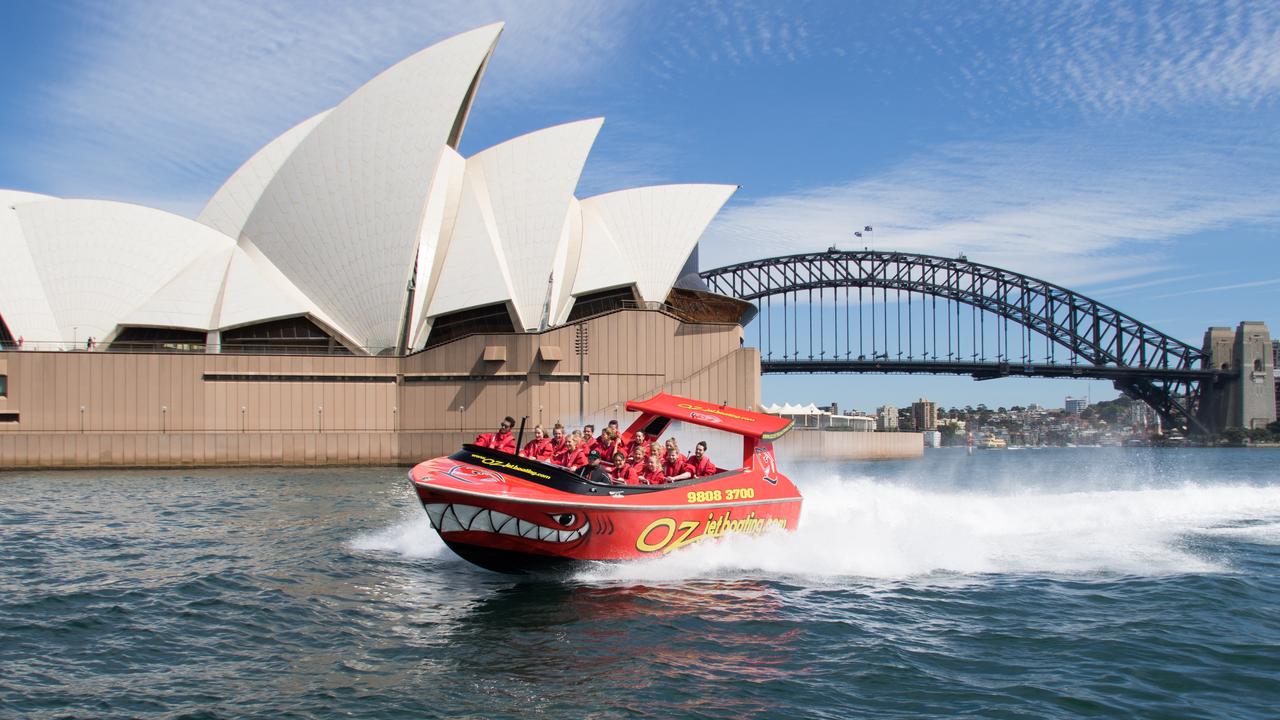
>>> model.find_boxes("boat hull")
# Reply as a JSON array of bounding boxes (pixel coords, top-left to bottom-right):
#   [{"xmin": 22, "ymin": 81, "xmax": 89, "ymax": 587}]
[{"xmin": 409, "ymin": 448, "xmax": 802, "ymax": 573}]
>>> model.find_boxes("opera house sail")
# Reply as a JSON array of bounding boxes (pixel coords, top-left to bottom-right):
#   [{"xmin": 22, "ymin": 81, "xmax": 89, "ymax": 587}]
[{"xmin": 0, "ymin": 23, "xmax": 763, "ymax": 468}]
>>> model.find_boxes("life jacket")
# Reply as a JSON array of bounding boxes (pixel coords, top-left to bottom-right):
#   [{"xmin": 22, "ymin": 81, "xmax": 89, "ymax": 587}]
[
  {"xmin": 548, "ymin": 437, "xmax": 568, "ymax": 463},
  {"xmin": 562, "ymin": 448, "xmax": 588, "ymax": 470},
  {"xmin": 688, "ymin": 455, "xmax": 718, "ymax": 477},
  {"xmin": 491, "ymin": 431, "xmax": 516, "ymax": 454},
  {"xmin": 640, "ymin": 467, "xmax": 666, "ymax": 485},
  {"xmin": 474, "ymin": 433, "xmax": 495, "ymax": 448},
  {"xmin": 611, "ymin": 462, "xmax": 633, "ymax": 483},
  {"xmin": 521, "ymin": 438, "xmax": 550, "ymax": 459},
  {"xmin": 662, "ymin": 456, "xmax": 686, "ymax": 477}
]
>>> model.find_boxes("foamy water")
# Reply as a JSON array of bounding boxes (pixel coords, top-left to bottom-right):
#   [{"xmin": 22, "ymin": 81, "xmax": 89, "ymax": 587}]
[
  {"xmin": 579, "ymin": 473, "xmax": 1280, "ymax": 582},
  {"xmin": 352, "ymin": 462, "xmax": 1280, "ymax": 582}
]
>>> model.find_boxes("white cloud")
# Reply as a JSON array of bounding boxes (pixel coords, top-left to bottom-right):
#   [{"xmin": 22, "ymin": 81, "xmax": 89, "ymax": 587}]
[
  {"xmin": 16, "ymin": 0, "xmax": 639, "ymax": 214},
  {"xmin": 1153, "ymin": 277, "xmax": 1280, "ymax": 299},
  {"xmin": 1014, "ymin": 0, "xmax": 1280, "ymax": 114},
  {"xmin": 699, "ymin": 129, "xmax": 1280, "ymax": 287}
]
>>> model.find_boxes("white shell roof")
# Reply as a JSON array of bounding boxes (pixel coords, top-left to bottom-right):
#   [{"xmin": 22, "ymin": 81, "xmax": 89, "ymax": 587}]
[
  {"xmin": 13, "ymin": 200, "xmax": 232, "ymax": 343},
  {"xmin": 432, "ymin": 118, "xmax": 602, "ymax": 331},
  {"xmin": 0, "ymin": 190, "xmax": 61, "ymax": 343},
  {"xmin": 122, "ymin": 245, "xmax": 235, "ymax": 331},
  {"xmin": 240, "ymin": 23, "xmax": 504, "ymax": 352},
  {"xmin": 574, "ymin": 184, "xmax": 737, "ymax": 302},
  {"xmin": 0, "ymin": 25, "xmax": 742, "ymax": 353},
  {"xmin": 407, "ymin": 146, "xmax": 468, "ymax": 349},
  {"xmin": 196, "ymin": 109, "xmax": 332, "ymax": 240}
]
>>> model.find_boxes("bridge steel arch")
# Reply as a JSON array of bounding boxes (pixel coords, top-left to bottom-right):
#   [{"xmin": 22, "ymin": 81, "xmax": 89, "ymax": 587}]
[{"xmin": 699, "ymin": 249, "xmax": 1225, "ymax": 434}]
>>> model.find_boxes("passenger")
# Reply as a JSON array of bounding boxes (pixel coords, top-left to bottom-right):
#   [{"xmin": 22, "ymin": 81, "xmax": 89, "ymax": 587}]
[
  {"xmin": 661, "ymin": 447, "xmax": 686, "ymax": 480},
  {"xmin": 626, "ymin": 430, "xmax": 651, "ymax": 457},
  {"xmin": 687, "ymin": 441, "xmax": 718, "ymax": 477},
  {"xmin": 576, "ymin": 450, "xmax": 613, "ymax": 484},
  {"xmin": 667, "ymin": 441, "xmax": 718, "ymax": 481},
  {"xmin": 595, "ymin": 427, "xmax": 623, "ymax": 459},
  {"xmin": 475, "ymin": 416, "xmax": 516, "ymax": 454},
  {"xmin": 520, "ymin": 425, "xmax": 551, "ymax": 459},
  {"xmin": 547, "ymin": 423, "xmax": 568, "ymax": 460},
  {"xmin": 664, "ymin": 437, "xmax": 687, "ymax": 465},
  {"xmin": 581, "ymin": 424, "xmax": 596, "ymax": 452},
  {"xmin": 609, "ymin": 451, "xmax": 631, "ymax": 484},
  {"xmin": 639, "ymin": 455, "xmax": 667, "ymax": 485},
  {"xmin": 559, "ymin": 434, "xmax": 589, "ymax": 470},
  {"xmin": 626, "ymin": 444, "xmax": 647, "ymax": 472}
]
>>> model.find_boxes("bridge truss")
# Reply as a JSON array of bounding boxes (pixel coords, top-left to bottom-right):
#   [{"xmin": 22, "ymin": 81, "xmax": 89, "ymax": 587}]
[{"xmin": 700, "ymin": 250, "xmax": 1225, "ymax": 434}]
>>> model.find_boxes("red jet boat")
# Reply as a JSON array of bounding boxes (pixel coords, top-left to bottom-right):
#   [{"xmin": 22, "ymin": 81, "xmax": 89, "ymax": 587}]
[{"xmin": 408, "ymin": 393, "xmax": 801, "ymax": 573}]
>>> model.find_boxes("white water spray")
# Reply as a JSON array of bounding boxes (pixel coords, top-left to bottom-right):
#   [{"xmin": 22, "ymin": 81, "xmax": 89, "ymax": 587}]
[
  {"xmin": 351, "ymin": 512, "xmax": 445, "ymax": 559},
  {"xmin": 578, "ymin": 472, "xmax": 1280, "ymax": 583}
]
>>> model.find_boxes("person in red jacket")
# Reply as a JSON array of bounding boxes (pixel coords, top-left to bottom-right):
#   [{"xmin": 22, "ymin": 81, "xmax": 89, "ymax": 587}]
[
  {"xmin": 546, "ymin": 423, "xmax": 567, "ymax": 461},
  {"xmin": 595, "ymin": 427, "xmax": 622, "ymax": 459},
  {"xmin": 624, "ymin": 444, "xmax": 646, "ymax": 474},
  {"xmin": 668, "ymin": 441, "xmax": 718, "ymax": 481},
  {"xmin": 639, "ymin": 455, "xmax": 666, "ymax": 485},
  {"xmin": 520, "ymin": 425, "xmax": 551, "ymax": 459},
  {"xmin": 664, "ymin": 438, "xmax": 688, "ymax": 466},
  {"xmin": 559, "ymin": 434, "xmax": 589, "ymax": 470},
  {"xmin": 608, "ymin": 451, "xmax": 631, "ymax": 484},
  {"xmin": 475, "ymin": 416, "xmax": 516, "ymax": 454},
  {"xmin": 661, "ymin": 446, "xmax": 687, "ymax": 480},
  {"xmin": 626, "ymin": 430, "xmax": 651, "ymax": 457},
  {"xmin": 580, "ymin": 424, "xmax": 596, "ymax": 452}
]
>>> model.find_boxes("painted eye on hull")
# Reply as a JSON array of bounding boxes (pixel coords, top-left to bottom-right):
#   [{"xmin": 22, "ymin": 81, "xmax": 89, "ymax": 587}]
[{"xmin": 554, "ymin": 513, "xmax": 576, "ymax": 527}]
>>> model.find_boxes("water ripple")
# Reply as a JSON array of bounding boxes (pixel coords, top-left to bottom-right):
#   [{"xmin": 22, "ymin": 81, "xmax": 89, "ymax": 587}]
[{"xmin": 2, "ymin": 450, "xmax": 1278, "ymax": 718}]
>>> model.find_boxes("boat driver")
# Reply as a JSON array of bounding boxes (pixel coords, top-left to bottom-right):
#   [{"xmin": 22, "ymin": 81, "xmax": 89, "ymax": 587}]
[
  {"xmin": 576, "ymin": 450, "xmax": 613, "ymax": 484},
  {"xmin": 475, "ymin": 416, "xmax": 517, "ymax": 454}
]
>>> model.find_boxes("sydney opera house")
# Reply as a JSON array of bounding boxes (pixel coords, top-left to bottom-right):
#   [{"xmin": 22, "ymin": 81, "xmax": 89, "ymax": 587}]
[{"xmin": 0, "ymin": 24, "xmax": 768, "ymax": 467}]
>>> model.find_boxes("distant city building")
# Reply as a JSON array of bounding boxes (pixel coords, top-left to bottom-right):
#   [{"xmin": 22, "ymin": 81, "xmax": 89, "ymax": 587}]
[
  {"xmin": 761, "ymin": 402, "xmax": 874, "ymax": 431},
  {"xmin": 876, "ymin": 405, "xmax": 898, "ymax": 431},
  {"xmin": 938, "ymin": 418, "xmax": 966, "ymax": 432},
  {"xmin": 1065, "ymin": 396, "xmax": 1089, "ymax": 414},
  {"xmin": 911, "ymin": 398, "xmax": 938, "ymax": 431},
  {"xmin": 922, "ymin": 430, "xmax": 942, "ymax": 448}
]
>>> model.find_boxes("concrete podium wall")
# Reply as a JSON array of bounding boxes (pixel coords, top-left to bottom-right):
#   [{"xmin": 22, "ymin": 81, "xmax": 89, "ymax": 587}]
[
  {"xmin": 775, "ymin": 430, "xmax": 924, "ymax": 461},
  {"xmin": 0, "ymin": 310, "xmax": 760, "ymax": 468}
]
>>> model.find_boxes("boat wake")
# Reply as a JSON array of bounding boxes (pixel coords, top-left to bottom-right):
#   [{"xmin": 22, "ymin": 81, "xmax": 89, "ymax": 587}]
[
  {"xmin": 576, "ymin": 473, "xmax": 1280, "ymax": 584},
  {"xmin": 350, "ymin": 512, "xmax": 446, "ymax": 559}
]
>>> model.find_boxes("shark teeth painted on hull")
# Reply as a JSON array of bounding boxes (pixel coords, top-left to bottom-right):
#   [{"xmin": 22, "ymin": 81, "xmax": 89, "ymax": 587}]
[{"xmin": 423, "ymin": 502, "xmax": 589, "ymax": 543}]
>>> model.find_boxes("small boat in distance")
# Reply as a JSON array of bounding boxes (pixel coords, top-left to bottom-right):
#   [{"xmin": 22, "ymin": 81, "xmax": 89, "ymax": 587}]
[{"xmin": 408, "ymin": 393, "xmax": 802, "ymax": 573}]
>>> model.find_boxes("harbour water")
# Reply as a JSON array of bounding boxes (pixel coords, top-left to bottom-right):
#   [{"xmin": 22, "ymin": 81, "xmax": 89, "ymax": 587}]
[{"xmin": 3, "ymin": 448, "xmax": 1279, "ymax": 718}]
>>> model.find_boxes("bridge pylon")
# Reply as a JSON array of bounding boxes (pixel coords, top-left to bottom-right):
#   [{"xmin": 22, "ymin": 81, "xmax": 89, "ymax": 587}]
[{"xmin": 1197, "ymin": 322, "xmax": 1277, "ymax": 434}]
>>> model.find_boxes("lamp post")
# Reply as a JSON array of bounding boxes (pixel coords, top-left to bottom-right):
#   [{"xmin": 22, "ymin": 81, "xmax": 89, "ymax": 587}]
[
  {"xmin": 317, "ymin": 405, "xmax": 324, "ymax": 433},
  {"xmin": 161, "ymin": 405, "xmax": 167, "ymax": 434}
]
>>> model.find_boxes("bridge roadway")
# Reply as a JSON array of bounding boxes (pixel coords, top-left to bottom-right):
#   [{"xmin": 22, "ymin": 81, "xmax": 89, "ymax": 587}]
[
  {"xmin": 760, "ymin": 358, "xmax": 1221, "ymax": 383},
  {"xmin": 698, "ymin": 248, "xmax": 1237, "ymax": 433}
]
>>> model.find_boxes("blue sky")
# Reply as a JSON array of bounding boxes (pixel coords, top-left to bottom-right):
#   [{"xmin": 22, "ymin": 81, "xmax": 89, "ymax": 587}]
[{"xmin": 2, "ymin": 0, "xmax": 1277, "ymax": 412}]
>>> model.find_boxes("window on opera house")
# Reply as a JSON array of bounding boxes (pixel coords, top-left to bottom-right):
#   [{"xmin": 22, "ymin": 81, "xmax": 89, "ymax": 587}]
[
  {"xmin": 0, "ymin": 314, "xmax": 15, "ymax": 349},
  {"xmin": 220, "ymin": 316, "xmax": 351, "ymax": 355},
  {"xmin": 109, "ymin": 327, "xmax": 207, "ymax": 352},
  {"xmin": 424, "ymin": 303, "xmax": 516, "ymax": 349}
]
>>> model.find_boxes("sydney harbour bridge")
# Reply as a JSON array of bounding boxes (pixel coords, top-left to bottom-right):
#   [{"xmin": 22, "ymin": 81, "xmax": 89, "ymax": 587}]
[{"xmin": 699, "ymin": 249, "xmax": 1273, "ymax": 435}]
